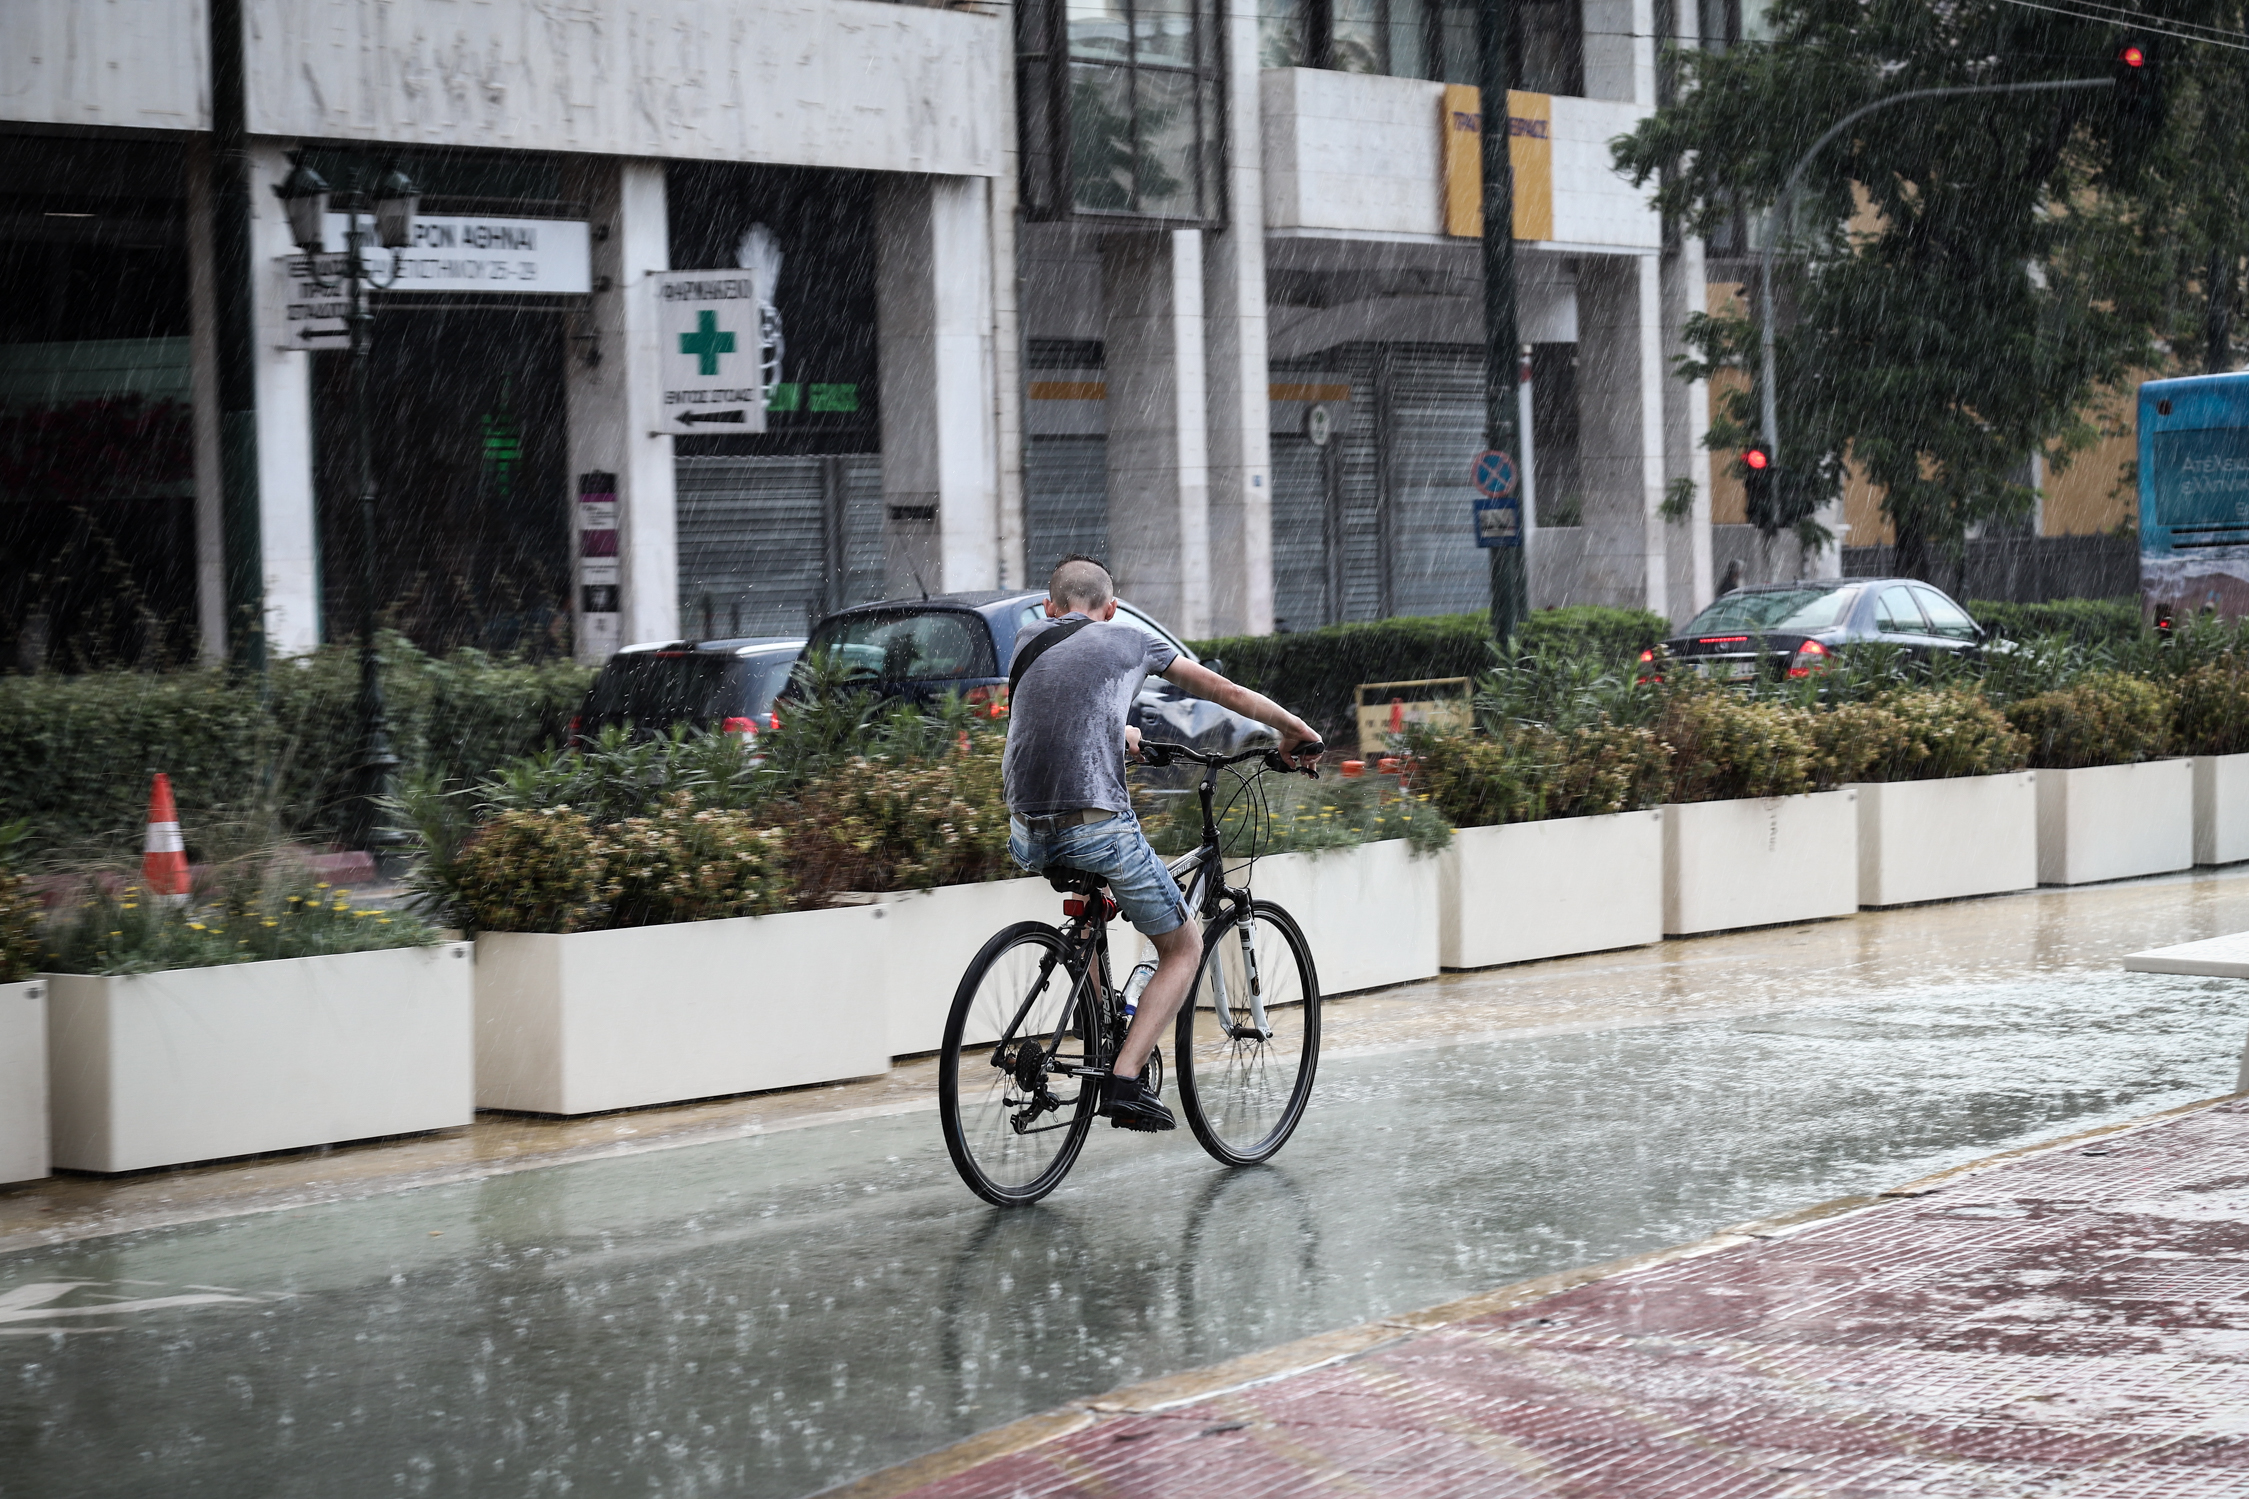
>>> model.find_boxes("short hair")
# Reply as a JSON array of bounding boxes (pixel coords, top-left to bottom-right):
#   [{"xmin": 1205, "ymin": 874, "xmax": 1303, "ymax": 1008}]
[{"xmin": 1048, "ymin": 554, "xmax": 1115, "ymax": 612}]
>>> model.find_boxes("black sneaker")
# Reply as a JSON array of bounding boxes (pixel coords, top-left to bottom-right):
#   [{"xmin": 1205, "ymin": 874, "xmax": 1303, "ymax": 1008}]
[{"xmin": 1101, "ymin": 1072, "xmax": 1176, "ymax": 1132}]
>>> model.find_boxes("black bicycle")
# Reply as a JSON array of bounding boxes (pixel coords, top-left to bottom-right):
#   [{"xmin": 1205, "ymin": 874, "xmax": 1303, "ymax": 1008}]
[{"xmin": 937, "ymin": 742, "xmax": 1326, "ymax": 1207}]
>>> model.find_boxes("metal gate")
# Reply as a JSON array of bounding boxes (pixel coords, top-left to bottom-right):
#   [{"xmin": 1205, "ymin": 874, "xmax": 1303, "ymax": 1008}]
[
  {"xmin": 1380, "ymin": 346, "xmax": 1489, "ymax": 618},
  {"xmin": 674, "ymin": 454, "xmax": 883, "ymax": 639},
  {"xmin": 1026, "ymin": 435, "xmax": 1109, "ymax": 578}
]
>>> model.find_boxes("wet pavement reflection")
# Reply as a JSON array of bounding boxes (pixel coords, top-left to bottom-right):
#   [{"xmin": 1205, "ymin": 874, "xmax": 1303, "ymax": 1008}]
[{"xmin": 5, "ymin": 887, "xmax": 2249, "ymax": 1496}]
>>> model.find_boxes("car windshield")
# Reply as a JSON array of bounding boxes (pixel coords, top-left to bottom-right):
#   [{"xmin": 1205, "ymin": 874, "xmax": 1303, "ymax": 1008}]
[
  {"xmin": 1683, "ymin": 586, "xmax": 1859, "ymax": 636},
  {"xmin": 586, "ymin": 652, "xmax": 797, "ymax": 725},
  {"xmin": 805, "ymin": 610, "xmax": 997, "ymax": 683}
]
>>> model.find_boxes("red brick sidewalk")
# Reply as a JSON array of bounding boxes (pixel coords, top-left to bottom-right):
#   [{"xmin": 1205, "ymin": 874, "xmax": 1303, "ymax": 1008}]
[{"xmin": 841, "ymin": 1097, "xmax": 2249, "ymax": 1498}]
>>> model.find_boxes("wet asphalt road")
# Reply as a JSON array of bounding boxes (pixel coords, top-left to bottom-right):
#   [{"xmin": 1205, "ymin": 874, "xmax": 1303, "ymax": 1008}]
[{"xmin": 5, "ymin": 889, "xmax": 2249, "ymax": 1498}]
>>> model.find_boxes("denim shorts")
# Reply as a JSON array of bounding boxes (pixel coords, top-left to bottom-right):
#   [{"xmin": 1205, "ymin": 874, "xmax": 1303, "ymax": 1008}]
[{"xmin": 1008, "ymin": 808, "xmax": 1190, "ymax": 937}]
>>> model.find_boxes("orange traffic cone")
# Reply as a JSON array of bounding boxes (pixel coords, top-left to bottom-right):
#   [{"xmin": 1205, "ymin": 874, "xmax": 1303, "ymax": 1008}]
[{"xmin": 142, "ymin": 773, "xmax": 189, "ymax": 904}]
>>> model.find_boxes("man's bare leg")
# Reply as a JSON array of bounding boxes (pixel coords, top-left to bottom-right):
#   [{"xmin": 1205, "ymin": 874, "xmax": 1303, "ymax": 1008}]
[{"xmin": 1112, "ymin": 921, "xmax": 1201, "ymax": 1080}]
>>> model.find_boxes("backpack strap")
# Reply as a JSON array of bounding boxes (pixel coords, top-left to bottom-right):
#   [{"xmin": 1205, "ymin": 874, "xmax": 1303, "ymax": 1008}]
[{"xmin": 1007, "ymin": 617, "xmax": 1094, "ymax": 700}]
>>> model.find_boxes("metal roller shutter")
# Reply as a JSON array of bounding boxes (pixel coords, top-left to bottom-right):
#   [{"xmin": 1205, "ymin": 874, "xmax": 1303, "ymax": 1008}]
[
  {"xmin": 1269, "ymin": 435, "xmax": 1329, "ymax": 632},
  {"xmin": 674, "ymin": 454, "xmax": 884, "ymax": 639},
  {"xmin": 1380, "ymin": 347, "xmax": 1489, "ymax": 618},
  {"xmin": 1026, "ymin": 436, "xmax": 1109, "ymax": 576}
]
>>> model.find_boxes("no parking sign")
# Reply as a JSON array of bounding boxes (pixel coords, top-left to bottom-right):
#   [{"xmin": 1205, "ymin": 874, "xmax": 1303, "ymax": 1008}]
[{"xmin": 1472, "ymin": 450, "xmax": 1521, "ymax": 547}]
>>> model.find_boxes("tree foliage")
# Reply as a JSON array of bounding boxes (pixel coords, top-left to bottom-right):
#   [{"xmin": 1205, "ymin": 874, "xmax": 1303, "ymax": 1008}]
[{"xmin": 1613, "ymin": 0, "xmax": 2222, "ymax": 583}]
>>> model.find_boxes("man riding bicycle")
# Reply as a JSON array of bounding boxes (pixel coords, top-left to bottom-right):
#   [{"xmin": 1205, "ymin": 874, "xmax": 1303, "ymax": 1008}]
[{"xmin": 1002, "ymin": 555, "xmax": 1323, "ymax": 1132}]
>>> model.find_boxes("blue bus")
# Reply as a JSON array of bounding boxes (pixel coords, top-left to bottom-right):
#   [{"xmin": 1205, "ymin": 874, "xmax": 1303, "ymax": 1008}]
[{"xmin": 2140, "ymin": 372, "xmax": 2249, "ymax": 620}]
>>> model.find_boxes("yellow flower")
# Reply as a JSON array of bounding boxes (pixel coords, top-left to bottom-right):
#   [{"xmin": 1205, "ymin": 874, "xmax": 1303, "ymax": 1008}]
[
  {"xmin": 188, "ymin": 922, "xmax": 206, "ymax": 931},
  {"xmin": 377, "ymin": 917, "xmax": 392, "ymax": 925},
  {"xmin": 314, "ymin": 882, "xmax": 331, "ymax": 890},
  {"xmin": 121, "ymin": 902, "xmax": 137, "ymax": 910},
  {"xmin": 262, "ymin": 919, "xmax": 278, "ymax": 928}
]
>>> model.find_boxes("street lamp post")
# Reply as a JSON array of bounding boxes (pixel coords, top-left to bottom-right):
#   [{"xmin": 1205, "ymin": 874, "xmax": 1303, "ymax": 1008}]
[
  {"xmin": 1754, "ymin": 79, "xmax": 2113, "ymax": 467},
  {"xmin": 275, "ymin": 154, "xmax": 419, "ymax": 870}
]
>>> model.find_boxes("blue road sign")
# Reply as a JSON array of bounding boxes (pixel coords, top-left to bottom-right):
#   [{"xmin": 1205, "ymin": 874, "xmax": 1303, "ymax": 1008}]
[
  {"xmin": 1473, "ymin": 449, "xmax": 1518, "ymax": 499},
  {"xmin": 1473, "ymin": 495, "xmax": 1521, "ymax": 548}
]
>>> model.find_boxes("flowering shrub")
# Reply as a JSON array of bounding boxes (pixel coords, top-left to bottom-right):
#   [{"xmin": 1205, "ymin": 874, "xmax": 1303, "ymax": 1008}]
[
  {"xmin": 1411, "ymin": 722, "xmax": 1667, "ymax": 827},
  {"xmin": 450, "ymin": 807, "xmax": 609, "ymax": 933},
  {"xmin": 604, "ymin": 793, "xmax": 792, "ymax": 925},
  {"xmin": 1144, "ymin": 769, "xmax": 1453, "ymax": 856},
  {"xmin": 2173, "ymin": 663, "xmax": 2249, "ymax": 757},
  {"xmin": 2005, "ymin": 672, "xmax": 2175, "ymax": 770},
  {"xmin": 0, "ymin": 822, "xmax": 38, "ymax": 984},
  {"xmin": 1813, "ymin": 687, "xmax": 2030, "ymax": 785},
  {"xmin": 781, "ymin": 745, "xmax": 1012, "ymax": 901},
  {"xmin": 41, "ymin": 875, "xmax": 440, "ymax": 977},
  {"xmin": 1656, "ymin": 682, "xmax": 1819, "ymax": 802}
]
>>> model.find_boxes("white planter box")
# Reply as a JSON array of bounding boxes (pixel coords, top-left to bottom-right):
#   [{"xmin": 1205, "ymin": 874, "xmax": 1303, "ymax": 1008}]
[
  {"xmin": 2195, "ymin": 753, "xmax": 2249, "ymax": 866},
  {"xmin": 1662, "ymin": 791, "xmax": 1859, "ymax": 936},
  {"xmin": 1225, "ymin": 840, "xmax": 1440, "ymax": 995},
  {"xmin": 1438, "ymin": 812, "xmax": 1663, "ymax": 969},
  {"xmin": 1853, "ymin": 773, "xmax": 2038, "ymax": 908},
  {"xmin": 46, "ymin": 944, "xmax": 473, "ymax": 1174},
  {"xmin": 475, "ymin": 906, "xmax": 890, "ymax": 1115},
  {"xmin": 853, "ymin": 878, "xmax": 1064, "ymax": 1057},
  {"xmin": 2035, "ymin": 759, "xmax": 2194, "ymax": 885},
  {"xmin": 2, "ymin": 979, "xmax": 47, "ymax": 1185}
]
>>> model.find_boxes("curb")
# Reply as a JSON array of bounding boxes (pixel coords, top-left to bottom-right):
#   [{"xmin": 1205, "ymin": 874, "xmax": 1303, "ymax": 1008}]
[{"xmin": 814, "ymin": 1088, "xmax": 2246, "ymax": 1499}]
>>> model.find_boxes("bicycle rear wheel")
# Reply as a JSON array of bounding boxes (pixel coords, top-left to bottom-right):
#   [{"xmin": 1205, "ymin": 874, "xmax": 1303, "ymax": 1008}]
[
  {"xmin": 939, "ymin": 921, "xmax": 1100, "ymax": 1206},
  {"xmin": 1174, "ymin": 900, "xmax": 1321, "ymax": 1166}
]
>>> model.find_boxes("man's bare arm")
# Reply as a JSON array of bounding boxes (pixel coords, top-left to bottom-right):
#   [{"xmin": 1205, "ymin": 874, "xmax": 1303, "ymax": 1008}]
[{"xmin": 1158, "ymin": 659, "xmax": 1322, "ymax": 763}]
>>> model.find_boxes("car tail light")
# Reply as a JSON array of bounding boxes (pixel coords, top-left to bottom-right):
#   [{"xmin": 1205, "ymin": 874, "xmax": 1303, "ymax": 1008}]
[
  {"xmin": 721, "ymin": 716, "xmax": 757, "ymax": 737},
  {"xmin": 769, "ymin": 710, "xmax": 781, "ymax": 731},
  {"xmin": 1698, "ymin": 635, "xmax": 1750, "ymax": 645},
  {"xmin": 1788, "ymin": 639, "xmax": 1830, "ymax": 678},
  {"xmin": 963, "ymin": 684, "xmax": 1010, "ymax": 718},
  {"xmin": 1635, "ymin": 648, "xmax": 1662, "ymax": 686}
]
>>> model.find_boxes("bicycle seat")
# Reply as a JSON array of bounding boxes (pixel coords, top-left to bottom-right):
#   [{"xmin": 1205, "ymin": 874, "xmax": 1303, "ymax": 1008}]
[{"xmin": 1042, "ymin": 866, "xmax": 1106, "ymax": 894}]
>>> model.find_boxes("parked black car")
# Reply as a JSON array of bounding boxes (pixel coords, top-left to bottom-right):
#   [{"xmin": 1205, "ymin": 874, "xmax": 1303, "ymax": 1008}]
[
  {"xmin": 570, "ymin": 636, "xmax": 806, "ymax": 745},
  {"xmin": 790, "ymin": 590, "xmax": 1273, "ymax": 755},
  {"xmin": 1649, "ymin": 578, "xmax": 1987, "ymax": 681}
]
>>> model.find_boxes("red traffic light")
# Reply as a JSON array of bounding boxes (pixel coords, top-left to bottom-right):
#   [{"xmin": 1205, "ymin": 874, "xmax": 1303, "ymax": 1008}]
[
  {"xmin": 1742, "ymin": 447, "xmax": 1771, "ymax": 470},
  {"xmin": 2118, "ymin": 43, "xmax": 2146, "ymax": 67}
]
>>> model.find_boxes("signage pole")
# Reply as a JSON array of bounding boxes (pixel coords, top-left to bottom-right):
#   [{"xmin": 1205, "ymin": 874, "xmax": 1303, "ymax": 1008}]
[
  {"xmin": 1478, "ymin": 0, "xmax": 1527, "ymax": 647},
  {"xmin": 208, "ymin": 0, "xmax": 264, "ymax": 679}
]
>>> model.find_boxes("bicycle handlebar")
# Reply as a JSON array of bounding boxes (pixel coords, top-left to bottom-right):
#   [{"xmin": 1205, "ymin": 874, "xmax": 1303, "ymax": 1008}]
[{"xmin": 1140, "ymin": 740, "xmax": 1327, "ymax": 778}]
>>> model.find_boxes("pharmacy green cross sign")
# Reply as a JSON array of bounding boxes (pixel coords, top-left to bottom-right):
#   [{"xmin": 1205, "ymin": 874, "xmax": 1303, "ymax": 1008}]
[{"xmin": 679, "ymin": 309, "xmax": 736, "ymax": 375}]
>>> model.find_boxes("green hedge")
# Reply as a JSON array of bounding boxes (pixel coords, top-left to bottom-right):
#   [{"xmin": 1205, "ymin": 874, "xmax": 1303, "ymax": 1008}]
[
  {"xmin": 1190, "ymin": 606, "xmax": 1668, "ymax": 746},
  {"xmin": 0, "ymin": 639, "xmax": 594, "ymax": 859},
  {"xmin": 1967, "ymin": 598, "xmax": 2143, "ymax": 646}
]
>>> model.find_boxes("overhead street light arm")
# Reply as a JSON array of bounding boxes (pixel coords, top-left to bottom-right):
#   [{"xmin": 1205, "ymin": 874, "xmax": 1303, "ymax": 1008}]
[{"xmin": 1755, "ymin": 77, "xmax": 2115, "ymax": 462}]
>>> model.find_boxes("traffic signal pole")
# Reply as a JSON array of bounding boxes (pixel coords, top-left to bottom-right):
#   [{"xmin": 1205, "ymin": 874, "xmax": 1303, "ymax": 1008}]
[{"xmin": 1478, "ymin": 0, "xmax": 1527, "ymax": 646}]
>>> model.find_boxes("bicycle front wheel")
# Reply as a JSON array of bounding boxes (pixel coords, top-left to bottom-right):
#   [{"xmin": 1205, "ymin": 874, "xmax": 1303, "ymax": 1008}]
[
  {"xmin": 939, "ymin": 921, "xmax": 1100, "ymax": 1207},
  {"xmin": 1174, "ymin": 900, "xmax": 1321, "ymax": 1166}
]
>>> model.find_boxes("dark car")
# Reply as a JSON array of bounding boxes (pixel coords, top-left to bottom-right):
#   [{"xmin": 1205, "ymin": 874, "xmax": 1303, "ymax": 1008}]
[
  {"xmin": 791, "ymin": 590, "xmax": 1273, "ymax": 756},
  {"xmin": 1650, "ymin": 578, "xmax": 1986, "ymax": 681},
  {"xmin": 570, "ymin": 636, "xmax": 806, "ymax": 745}
]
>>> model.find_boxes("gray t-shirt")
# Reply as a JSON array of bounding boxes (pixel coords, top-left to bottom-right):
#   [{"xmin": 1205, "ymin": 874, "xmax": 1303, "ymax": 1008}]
[{"xmin": 1002, "ymin": 614, "xmax": 1179, "ymax": 816}]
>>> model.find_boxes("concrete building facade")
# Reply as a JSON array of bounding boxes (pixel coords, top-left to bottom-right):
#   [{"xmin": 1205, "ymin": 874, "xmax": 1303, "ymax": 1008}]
[{"xmin": 0, "ymin": 0, "xmax": 1718, "ymax": 674}]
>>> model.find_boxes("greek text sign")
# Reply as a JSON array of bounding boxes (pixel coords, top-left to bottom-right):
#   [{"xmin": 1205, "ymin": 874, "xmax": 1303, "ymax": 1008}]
[
  {"xmin": 276, "ymin": 215, "xmax": 591, "ymax": 344},
  {"xmin": 652, "ymin": 271, "xmax": 768, "ymax": 435}
]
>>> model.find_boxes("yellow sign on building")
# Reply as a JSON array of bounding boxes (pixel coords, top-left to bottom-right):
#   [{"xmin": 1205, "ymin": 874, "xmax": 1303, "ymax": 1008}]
[{"xmin": 1441, "ymin": 86, "xmax": 1553, "ymax": 242}]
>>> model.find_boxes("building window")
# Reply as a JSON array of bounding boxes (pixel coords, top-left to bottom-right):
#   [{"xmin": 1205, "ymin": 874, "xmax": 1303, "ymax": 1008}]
[
  {"xmin": 1264, "ymin": 0, "xmax": 1582, "ymax": 96},
  {"xmin": 1019, "ymin": 0, "xmax": 1226, "ymax": 226}
]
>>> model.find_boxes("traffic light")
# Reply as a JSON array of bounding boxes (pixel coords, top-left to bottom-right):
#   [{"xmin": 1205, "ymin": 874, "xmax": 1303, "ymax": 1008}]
[
  {"xmin": 2111, "ymin": 34, "xmax": 2166, "ymax": 173},
  {"xmin": 1741, "ymin": 443, "xmax": 1774, "ymax": 519}
]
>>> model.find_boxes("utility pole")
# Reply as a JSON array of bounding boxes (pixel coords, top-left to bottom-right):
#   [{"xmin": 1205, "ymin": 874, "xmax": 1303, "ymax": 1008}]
[
  {"xmin": 208, "ymin": 0, "xmax": 265, "ymax": 678},
  {"xmin": 1478, "ymin": 0, "xmax": 1527, "ymax": 645}
]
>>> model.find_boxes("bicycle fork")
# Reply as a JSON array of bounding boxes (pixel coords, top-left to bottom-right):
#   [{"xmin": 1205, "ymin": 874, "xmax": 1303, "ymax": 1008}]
[{"xmin": 1209, "ymin": 902, "xmax": 1273, "ymax": 1042}]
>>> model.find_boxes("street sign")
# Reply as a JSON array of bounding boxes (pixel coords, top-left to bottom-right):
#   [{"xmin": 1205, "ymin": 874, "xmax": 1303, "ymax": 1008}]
[
  {"xmin": 275, "ymin": 215, "xmax": 592, "ymax": 346},
  {"xmin": 1472, "ymin": 449, "xmax": 1518, "ymax": 499},
  {"xmin": 653, "ymin": 270, "xmax": 768, "ymax": 435},
  {"xmin": 1473, "ymin": 495, "xmax": 1521, "ymax": 548}
]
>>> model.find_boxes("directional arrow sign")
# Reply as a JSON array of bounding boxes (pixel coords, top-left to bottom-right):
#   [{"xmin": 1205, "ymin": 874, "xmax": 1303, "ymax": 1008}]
[{"xmin": 653, "ymin": 270, "xmax": 767, "ymax": 435}]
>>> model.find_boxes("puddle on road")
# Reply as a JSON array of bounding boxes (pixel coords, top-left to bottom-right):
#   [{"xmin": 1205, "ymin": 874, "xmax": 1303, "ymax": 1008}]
[{"xmin": 1, "ymin": 966, "xmax": 2243, "ymax": 1498}]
